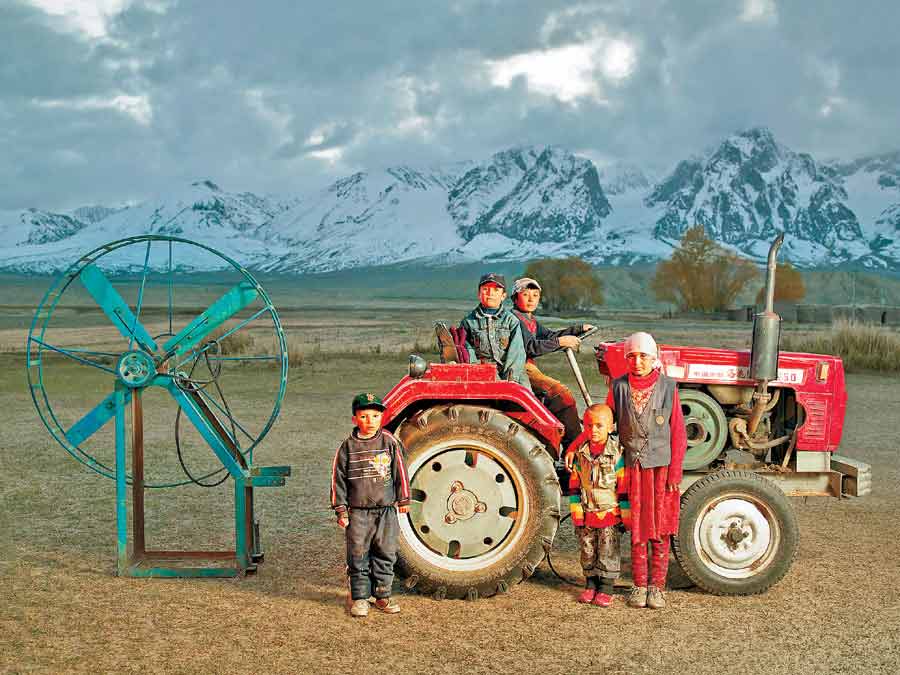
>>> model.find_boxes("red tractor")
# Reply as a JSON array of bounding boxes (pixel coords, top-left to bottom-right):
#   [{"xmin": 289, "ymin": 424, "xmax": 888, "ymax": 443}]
[{"xmin": 380, "ymin": 236, "xmax": 871, "ymax": 599}]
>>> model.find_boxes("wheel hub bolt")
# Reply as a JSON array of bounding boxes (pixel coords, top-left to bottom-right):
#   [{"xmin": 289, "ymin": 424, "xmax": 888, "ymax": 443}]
[
  {"xmin": 444, "ymin": 480, "xmax": 486, "ymax": 524},
  {"xmin": 724, "ymin": 522, "xmax": 749, "ymax": 548}
]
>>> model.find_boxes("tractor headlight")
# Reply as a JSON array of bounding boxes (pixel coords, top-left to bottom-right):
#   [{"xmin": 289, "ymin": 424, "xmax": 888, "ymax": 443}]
[{"xmin": 408, "ymin": 354, "xmax": 428, "ymax": 378}]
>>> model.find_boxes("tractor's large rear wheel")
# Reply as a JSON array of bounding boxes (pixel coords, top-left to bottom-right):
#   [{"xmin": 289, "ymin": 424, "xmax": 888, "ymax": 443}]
[{"xmin": 395, "ymin": 404, "xmax": 561, "ymax": 600}]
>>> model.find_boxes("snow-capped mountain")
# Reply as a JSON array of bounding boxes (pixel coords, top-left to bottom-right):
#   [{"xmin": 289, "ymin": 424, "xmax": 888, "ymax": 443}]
[
  {"xmin": 258, "ymin": 165, "xmax": 467, "ymax": 273},
  {"xmin": 0, "ymin": 208, "xmax": 87, "ymax": 247},
  {"xmin": 646, "ymin": 128, "xmax": 876, "ymax": 267},
  {"xmin": 457, "ymin": 147, "xmax": 611, "ymax": 244},
  {"xmin": 0, "ymin": 181, "xmax": 291, "ymax": 273},
  {"xmin": 73, "ymin": 205, "xmax": 124, "ymax": 224},
  {"xmin": 2, "ymin": 130, "xmax": 899, "ymax": 274}
]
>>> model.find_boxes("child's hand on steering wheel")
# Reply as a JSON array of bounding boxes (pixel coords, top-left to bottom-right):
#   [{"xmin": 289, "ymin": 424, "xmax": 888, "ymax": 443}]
[{"xmin": 559, "ymin": 335, "xmax": 581, "ymax": 350}]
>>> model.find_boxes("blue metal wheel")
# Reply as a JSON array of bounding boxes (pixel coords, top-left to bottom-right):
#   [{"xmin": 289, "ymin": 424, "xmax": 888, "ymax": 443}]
[{"xmin": 26, "ymin": 235, "xmax": 288, "ymax": 488}]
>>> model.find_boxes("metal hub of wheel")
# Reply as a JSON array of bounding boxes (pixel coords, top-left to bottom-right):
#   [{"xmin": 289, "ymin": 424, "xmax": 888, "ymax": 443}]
[
  {"xmin": 680, "ymin": 389, "xmax": 728, "ymax": 470},
  {"xmin": 445, "ymin": 481, "xmax": 487, "ymax": 523},
  {"xmin": 693, "ymin": 496, "xmax": 778, "ymax": 578},
  {"xmin": 403, "ymin": 440, "xmax": 527, "ymax": 571},
  {"xmin": 116, "ymin": 350, "xmax": 157, "ymax": 388}
]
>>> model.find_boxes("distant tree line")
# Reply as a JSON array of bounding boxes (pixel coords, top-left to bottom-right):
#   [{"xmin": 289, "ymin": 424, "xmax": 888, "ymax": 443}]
[{"xmin": 519, "ymin": 226, "xmax": 806, "ymax": 314}]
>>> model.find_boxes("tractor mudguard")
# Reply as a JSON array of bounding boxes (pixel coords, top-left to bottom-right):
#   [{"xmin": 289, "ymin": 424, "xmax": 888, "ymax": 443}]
[{"xmin": 381, "ymin": 363, "xmax": 564, "ymax": 453}]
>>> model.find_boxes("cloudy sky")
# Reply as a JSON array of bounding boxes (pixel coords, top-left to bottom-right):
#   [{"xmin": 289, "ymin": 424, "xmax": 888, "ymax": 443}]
[{"xmin": 2, "ymin": 0, "xmax": 898, "ymax": 211}]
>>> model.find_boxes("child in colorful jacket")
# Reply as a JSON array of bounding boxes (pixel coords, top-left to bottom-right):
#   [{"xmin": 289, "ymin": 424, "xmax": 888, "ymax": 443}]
[
  {"xmin": 563, "ymin": 404, "xmax": 624, "ymax": 607},
  {"xmin": 331, "ymin": 393, "xmax": 411, "ymax": 618},
  {"xmin": 459, "ymin": 273, "xmax": 528, "ymax": 386}
]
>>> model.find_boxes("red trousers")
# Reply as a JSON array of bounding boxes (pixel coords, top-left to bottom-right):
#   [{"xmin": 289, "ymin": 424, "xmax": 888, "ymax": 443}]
[{"xmin": 631, "ymin": 536, "xmax": 670, "ymax": 588}]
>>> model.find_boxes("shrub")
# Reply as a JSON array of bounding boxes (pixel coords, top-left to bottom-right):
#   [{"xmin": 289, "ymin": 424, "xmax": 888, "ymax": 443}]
[
  {"xmin": 522, "ymin": 257, "xmax": 604, "ymax": 312},
  {"xmin": 286, "ymin": 343, "xmax": 304, "ymax": 368},
  {"xmin": 781, "ymin": 319, "xmax": 900, "ymax": 372},
  {"xmin": 209, "ymin": 325, "xmax": 255, "ymax": 355}
]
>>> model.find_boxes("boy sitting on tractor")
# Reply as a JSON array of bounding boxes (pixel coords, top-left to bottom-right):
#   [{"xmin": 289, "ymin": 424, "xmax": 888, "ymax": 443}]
[
  {"xmin": 330, "ymin": 393, "xmax": 411, "ymax": 617},
  {"xmin": 457, "ymin": 273, "xmax": 528, "ymax": 386},
  {"xmin": 512, "ymin": 276, "xmax": 595, "ymax": 450}
]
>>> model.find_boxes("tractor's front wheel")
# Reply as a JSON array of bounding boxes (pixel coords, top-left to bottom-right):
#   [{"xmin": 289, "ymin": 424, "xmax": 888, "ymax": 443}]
[
  {"xmin": 395, "ymin": 405, "xmax": 561, "ymax": 599},
  {"xmin": 673, "ymin": 470, "xmax": 799, "ymax": 595}
]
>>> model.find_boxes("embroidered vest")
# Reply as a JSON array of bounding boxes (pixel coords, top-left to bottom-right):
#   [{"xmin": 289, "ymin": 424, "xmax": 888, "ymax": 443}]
[{"xmin": 612, "ymin": 373, "xmax": 676, "ymax": 469}]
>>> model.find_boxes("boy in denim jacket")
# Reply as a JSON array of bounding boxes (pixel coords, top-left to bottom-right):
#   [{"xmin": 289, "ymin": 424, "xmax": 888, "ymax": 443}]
[{"xmin": 459, "ymin": 273, "xmax": 528, "ymax": 386}]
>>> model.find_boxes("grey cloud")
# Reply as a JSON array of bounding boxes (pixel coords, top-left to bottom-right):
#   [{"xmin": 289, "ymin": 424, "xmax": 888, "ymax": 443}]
[{"xmin": 0, "ymin": 0, "xmax": 897, "ymax": 211}]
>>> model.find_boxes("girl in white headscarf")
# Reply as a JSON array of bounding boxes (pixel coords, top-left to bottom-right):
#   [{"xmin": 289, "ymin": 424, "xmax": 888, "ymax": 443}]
[{"xmin": 605, "ymin": 332, "xmax": 686, "ymax": 610}]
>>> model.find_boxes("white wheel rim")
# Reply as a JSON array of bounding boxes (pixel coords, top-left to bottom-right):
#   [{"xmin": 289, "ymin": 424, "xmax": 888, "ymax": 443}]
[
  {"xmin": 692, "ymin": 494, "xmax": 780, "ymax": 579},
  {"xmin": 399, "ymin": 437, "xmax": 529, "ymax": 573}
]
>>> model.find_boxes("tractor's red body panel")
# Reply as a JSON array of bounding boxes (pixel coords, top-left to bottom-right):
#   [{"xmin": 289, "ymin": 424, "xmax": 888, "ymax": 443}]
[
  {"xmin": 596, "ymin": 341, "xmax": 847, "ymax": 453},
  {"xmin": 382, "ymin": 363, "xmax": 564, "ymax": 450}
]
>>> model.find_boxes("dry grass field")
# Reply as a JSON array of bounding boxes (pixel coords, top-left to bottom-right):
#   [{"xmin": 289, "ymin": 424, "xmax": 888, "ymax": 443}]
[{"xmin": 3, "ymin": 304, "xmax": 900, "ymax": 674}]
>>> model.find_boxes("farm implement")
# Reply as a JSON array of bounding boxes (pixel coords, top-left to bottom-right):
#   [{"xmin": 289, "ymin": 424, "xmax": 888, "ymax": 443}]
[{"xmin": 26, "ymin": 236, "xmax": 290, "ymax": 577}]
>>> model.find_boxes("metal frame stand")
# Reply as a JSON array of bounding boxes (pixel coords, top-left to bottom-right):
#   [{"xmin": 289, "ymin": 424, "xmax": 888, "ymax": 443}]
[{"xmin": 113, "ymin": 381, "xmax": 290, "ymax": 578}]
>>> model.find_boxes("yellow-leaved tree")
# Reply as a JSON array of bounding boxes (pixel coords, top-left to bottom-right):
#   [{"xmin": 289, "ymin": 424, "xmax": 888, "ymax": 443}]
[
  {"xmin": 651, "ymin": 225, "xmax": 759, "ymax": 312},
  {"xmin": 755, "ymin": 260, "xmax": 806, "ymax": 304}
]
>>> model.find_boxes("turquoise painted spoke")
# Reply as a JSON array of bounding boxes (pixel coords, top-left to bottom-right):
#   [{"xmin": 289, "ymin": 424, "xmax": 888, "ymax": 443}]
[
  {"xmin": 30, "ymin": 337, "xmax": 116, "ymax": 374},
  {"xmin": 79, "ymin": 264, "xmax": 159, "ymax": 353},
  {"xmin": 66, "ymin": 389, "xmax": 132, "ymax": 446},
  {"xmin": 129, "ymin": 240, "xmax": 152, "ymax": 350},
  {"xmin": 163, "ymin": 281, "xmax": 259, "ymax": 359},
  {"xmin": 167, "ymin": 239, "xmax": 174, "ymax": 335},
  {"xmin": 194, "ymin": 386, "xmax": 255, "ymax": 443},
  {"xmin": 165, "ymin": 380, "xmax": 246, "ymax": 478},
  {"xmin": 172, "ymin": 306, "xmax": 269, "ymax": 369},
  {"xmin": 43, "ymin": 346, "xmax": 120, "ymax": 357}
]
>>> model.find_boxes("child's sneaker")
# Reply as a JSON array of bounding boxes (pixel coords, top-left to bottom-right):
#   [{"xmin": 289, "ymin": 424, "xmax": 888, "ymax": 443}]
[
  {"xmin": 627, "ymin": 586, "xmax": 648, "ymax": 608},
  {"xmin": 374, "ymin": 597, "xmax": 401, "ymax": 614},
  {"xmin": 591, "ymin": 592, "xmax": 613, "ymax": 607},
  {"xmin": 647, "ymin": 586, "xmax": 666, "ymax": 609},
  {"xmin": 576, "ymin": 588, "xmax": 596, "ymax": 604},
  {"xmin": 349, "ymin": 599, "xmax": 369, "ymax": 617}
]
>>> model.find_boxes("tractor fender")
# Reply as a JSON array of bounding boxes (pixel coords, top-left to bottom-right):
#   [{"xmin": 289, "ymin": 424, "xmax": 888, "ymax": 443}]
[{"xmin": 381, "ymin": 366, "xmax": 564, "ymax": 453}]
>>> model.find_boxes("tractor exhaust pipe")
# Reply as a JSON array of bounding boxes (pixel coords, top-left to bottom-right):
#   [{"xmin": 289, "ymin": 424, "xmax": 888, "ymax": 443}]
[{"xmin": 747, "ymin": 233, "xmax": 784, "ymax": 435}]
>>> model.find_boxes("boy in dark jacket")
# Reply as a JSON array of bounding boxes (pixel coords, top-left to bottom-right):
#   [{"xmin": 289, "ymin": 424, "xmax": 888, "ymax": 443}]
[
  {"xmin": 331, "ymin": 393, "xmax": 411, "ymax": 617},
  {"xmin": 459, "ymin": 273, "xmax": 528, "ymax": 386},
  {"xmin": 512, "ymin": 277, "xmax": 595, "ymax": 449}
]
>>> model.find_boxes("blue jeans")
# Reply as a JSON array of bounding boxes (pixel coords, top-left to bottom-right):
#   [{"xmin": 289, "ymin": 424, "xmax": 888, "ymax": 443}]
[{"xmin": 345, "ymin": 506, "xmax": 399, "ymax": 600}]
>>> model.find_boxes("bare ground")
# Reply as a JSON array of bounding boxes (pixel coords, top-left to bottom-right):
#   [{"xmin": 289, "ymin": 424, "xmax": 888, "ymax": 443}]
[{"xmin": 2, "ymin": 345, "xmax": 900, "ymax": 674}]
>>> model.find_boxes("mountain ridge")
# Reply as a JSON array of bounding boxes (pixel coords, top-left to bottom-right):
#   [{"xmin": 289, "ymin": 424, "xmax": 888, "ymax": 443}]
[{"xmin": 2, "ymin": 128, "xmax": 898, "ymax": 274}]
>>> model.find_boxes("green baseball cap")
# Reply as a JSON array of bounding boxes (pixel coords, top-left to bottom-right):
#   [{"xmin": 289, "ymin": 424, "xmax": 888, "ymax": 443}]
[{"xmin": 352, "ymin": 392, "xmax": 386, "ymax": 413}]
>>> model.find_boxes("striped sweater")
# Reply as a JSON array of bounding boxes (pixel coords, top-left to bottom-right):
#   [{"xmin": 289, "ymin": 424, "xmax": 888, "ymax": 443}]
[{"xmin": 331, "ymin": 429, "xmax": 410, "ymax": 514}]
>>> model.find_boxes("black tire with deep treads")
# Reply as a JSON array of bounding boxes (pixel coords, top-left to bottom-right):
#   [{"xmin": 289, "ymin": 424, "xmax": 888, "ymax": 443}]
[
  {"xmin": 394, "ymin": 404, "xmax": 561, "ymax": 600},
  {"xmin": 673, "ymin": 469, "xmax": 799, "ymax": 595}
]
